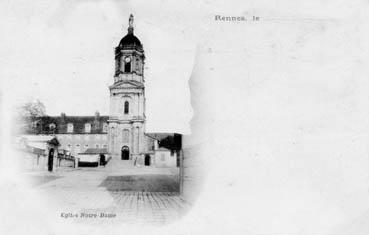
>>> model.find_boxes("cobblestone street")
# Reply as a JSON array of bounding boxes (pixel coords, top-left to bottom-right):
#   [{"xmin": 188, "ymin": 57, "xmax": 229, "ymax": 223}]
[{"xmin": 27, "ymin": 164, "xmax": 189, "ymax": 225}]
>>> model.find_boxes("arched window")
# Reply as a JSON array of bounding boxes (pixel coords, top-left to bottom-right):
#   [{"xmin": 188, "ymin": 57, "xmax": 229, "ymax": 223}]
[
  {"xmin": 135, "ymin": 58, "xmax": 140, "ymax": 71},
  {"xmin": 124, "ymin": 101, "xmax": 129, "ymax": 114},
  {"xmin": 124, "ymin": 61, "xmax": 131, "ymax": 73}
]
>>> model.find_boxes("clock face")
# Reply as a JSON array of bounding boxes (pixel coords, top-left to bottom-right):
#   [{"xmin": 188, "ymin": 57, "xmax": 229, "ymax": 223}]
[{"xmin": 125, "ymin": 57, "xmax": 131, "ymax": 63}]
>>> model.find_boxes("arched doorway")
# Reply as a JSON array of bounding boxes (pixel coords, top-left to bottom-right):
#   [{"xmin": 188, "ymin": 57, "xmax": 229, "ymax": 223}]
[
  {"xmin": 48, "ymin": 148, "xmax": 54, "ymax": 172},
  {"xmin": 144, "ymin": 155, "xmax": 150, "ymax": 166},
  {"xmin": 121, "ymin": 146, "xmax": 129, "ymax": 160}
]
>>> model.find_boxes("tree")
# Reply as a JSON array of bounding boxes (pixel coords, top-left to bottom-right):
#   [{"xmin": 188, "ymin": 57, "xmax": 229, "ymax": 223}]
[
  {"xmin": 18, "ymin": 99, "xmax": 46, "ymax": 118},
  {"xmin": 15, "ymin": 100, "xmax": 46, "ymax": 134}
]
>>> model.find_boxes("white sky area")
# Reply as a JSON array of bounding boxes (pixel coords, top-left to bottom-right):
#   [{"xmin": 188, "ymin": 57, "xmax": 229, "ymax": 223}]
[{"xmin": 0, "ymin": 0, "xmax": 204, "ymax": 134}]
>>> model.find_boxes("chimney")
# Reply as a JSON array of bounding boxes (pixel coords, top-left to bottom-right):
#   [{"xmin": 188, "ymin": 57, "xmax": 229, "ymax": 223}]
[
  {"xmin": 154, "ymin": 140, "xmax": 159, "ymax": 150},
  {"xmin": 94, "ymin": 112, "xmax": 100, "ymax": 130},
  {"xmin": 61, "ymin": 113, "xmax": 66, "ymax": 122}
]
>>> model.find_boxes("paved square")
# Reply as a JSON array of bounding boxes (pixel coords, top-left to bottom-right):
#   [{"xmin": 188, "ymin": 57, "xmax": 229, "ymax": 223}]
[{"xmin": 30, "ymin": 166, "xmax": 189, "ymax": 225}]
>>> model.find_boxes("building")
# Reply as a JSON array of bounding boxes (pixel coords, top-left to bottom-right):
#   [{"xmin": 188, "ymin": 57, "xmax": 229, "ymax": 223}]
[
  {"xmin": 23, "ymin": 112, "xmax": 109, "ymax": 157},
  {"xmin": 18, "ymin": 15, "xmax": 182, "ymax": 168},
  {"xmin": 108, "ymin": 14, "xmax": 147, "ymax": 160}
]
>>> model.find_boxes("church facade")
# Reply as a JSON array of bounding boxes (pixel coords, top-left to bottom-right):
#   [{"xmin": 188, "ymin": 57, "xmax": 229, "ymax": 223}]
[{"xmin": 108, "ymin": 14, "xmax": 147, "ymax": 160}]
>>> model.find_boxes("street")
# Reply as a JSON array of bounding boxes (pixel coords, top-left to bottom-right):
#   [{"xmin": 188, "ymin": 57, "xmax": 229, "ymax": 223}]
[{"xmin": 24, "ymin": 164, "xmax": 189, "ymax": 225}]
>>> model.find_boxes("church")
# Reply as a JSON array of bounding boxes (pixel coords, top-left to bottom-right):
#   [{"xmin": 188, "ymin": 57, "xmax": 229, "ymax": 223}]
[
  {"xmin": 107, "ymin": 14, "xmax": 182, "ymax": 165},
  {"xmin": 108, "ymin": 14, "xmax": 148, "ymax": 160},
  {"xmin": 19, "ymin": 15, "xmax": 182, "ymax": 168}
]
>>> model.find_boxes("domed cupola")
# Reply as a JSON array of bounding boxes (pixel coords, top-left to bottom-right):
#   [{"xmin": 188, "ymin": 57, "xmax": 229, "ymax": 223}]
[
  {"xmin": 116, "ymin": 14, "xmax": 143, "ymax": 52},
  {"xmin": 118, "ymin": 34, "xmax": 143, "ymax": 51},
  {"xmin": 114, "ymin": 14, "xmax": 145, "ymax": 81}
]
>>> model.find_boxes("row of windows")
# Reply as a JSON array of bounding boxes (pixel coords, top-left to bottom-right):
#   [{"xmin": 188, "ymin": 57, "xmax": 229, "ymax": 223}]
[
  {"xmin": 65, "ymin": 123, "xmax": 108, "ymax": 133},
  {"xmin": 58, "ymin": 135, "xmax": 107, "ymax": 140}
]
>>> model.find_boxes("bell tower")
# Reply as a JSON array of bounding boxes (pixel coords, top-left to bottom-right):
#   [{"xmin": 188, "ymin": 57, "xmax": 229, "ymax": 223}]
[
  {"xmin": 114, "ymin": 14, "xmax": 145, "ymax": 81},
  {"xmin": 108, "ymin": 14, "xmax": 146, "ymax": 159}
]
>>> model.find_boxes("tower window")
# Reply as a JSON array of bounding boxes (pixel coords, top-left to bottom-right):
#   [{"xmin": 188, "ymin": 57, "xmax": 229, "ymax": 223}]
[
  {"xmin": 124, "ymin": 57, "xmax": 131, "ymax": 73},
  {"xmin": 124, "ymin": 101, "xmax": 129, "ymax": 114},
  {"xmin": 124, "ymin": 62, "xmax": 131, "ymax": 72},
  {"xmin": 136, "ymin": 58, "xmax": 140, "ymax": 72}
]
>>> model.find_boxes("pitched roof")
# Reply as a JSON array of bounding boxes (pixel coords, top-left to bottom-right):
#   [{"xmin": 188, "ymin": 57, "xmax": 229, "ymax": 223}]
[
  {"xmin": 109, "ymin": 80, "xmax": 144, "ymax": 89},
  {"xmin": 55, "ymin": 115, "xmax": 109, "ymax": 134},
  {"xmin": 25, "ymin": 115, "xmax": 109, "ymax": 134}
]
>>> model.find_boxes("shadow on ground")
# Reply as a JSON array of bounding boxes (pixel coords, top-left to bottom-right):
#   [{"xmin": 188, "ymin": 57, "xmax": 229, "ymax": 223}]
[{"xmin": 99, "ymin": 174, "xmax": 180, "ymax": 192}]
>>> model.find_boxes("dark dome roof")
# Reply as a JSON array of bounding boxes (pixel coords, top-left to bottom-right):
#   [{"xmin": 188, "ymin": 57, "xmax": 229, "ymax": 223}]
[{"xmin": 118, "ymin": 33, "xmax": 143, "ymax": 51}]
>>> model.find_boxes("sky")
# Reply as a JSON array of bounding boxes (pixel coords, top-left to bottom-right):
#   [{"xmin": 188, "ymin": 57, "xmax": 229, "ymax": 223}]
[{"xmin": 0, "ymin": 0, "xmax": 204, "ymax": 134}]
